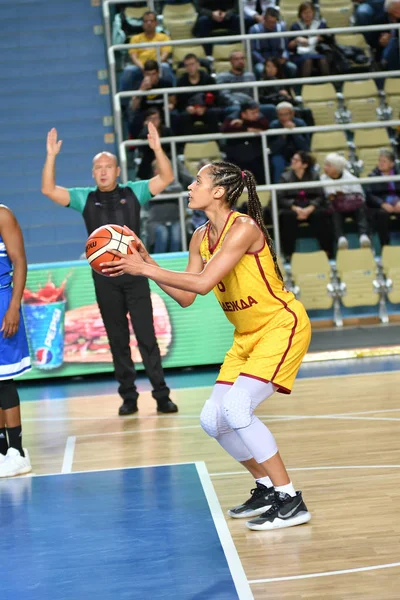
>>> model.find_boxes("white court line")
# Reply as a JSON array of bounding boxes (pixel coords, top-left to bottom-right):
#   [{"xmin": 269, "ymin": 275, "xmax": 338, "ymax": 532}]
[
  {"xmin": 77, "ymin": 424, "xmax": 201, "ymax": 438},
  {"xmin": 195, "ymin": 462, "xmax": 254, "ymax": 600},
  {"xmin": 210, "ymin": 465, "xmax": 400, "ymax": 477},
  {"xmin": 248, "ymin": 561, "xmax": 400, "ymax": 584},
  {"xmin": 61, "ymin": 436, "xmax": 76, "ymax": 474},
  {"xmin": 33, "ymin": 460, "xmax": 198, "ymax": 478}
]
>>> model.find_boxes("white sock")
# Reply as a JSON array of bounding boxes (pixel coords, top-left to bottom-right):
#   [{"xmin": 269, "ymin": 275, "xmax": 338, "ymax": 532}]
[
  {"xmin": 274, "ymin": 482, "xmax": 296, "ymax": 497},
  {"xmin": 256, "ymin": 476, "xmax": 273, "ymax": 488}
]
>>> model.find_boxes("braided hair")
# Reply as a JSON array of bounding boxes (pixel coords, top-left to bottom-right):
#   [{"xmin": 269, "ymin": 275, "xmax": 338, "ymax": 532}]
[{"xmin": 208, "ymin": 161, "xmax": 283, "ymax": 281}]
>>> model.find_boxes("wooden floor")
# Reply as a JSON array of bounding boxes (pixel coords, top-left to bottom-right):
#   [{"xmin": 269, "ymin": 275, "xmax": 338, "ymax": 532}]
[{"xmin": 21, "ymin": 370, "xmax": 400, "ymax": 599}]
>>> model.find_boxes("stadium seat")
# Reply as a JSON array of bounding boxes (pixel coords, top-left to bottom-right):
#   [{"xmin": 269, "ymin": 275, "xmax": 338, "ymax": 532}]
[
  {"xmin": 162, "ymin": 3, "xmax": 197, "ymax": 40},
  {"xmin": 353, "ymin": 127, "xmax": 392, "ymax": 174},
  {"xmin": 301, "ymin": 83, "xmax": 338, "ymax": 126},
  {"xmin": 212, "ymin": 43, "xmax": 245, "ymax": 73},
  {"xmin": 335, "ymin": 33, "xmax": 372, "ymax": 72},
  {"xmin": 384, "ymin": 77, "xmax": 400, "ymax": 119},
  {"xmin": 381, "ymin": 245, "xmax": 400, "ymax": 304},
  {"xmin": 319, "ymin": 6, "xmax": 352, "ymax": 28},
  {"xmin": 311, "ymin": 131, "xmax": 349, "ymax": 169},
  {"xmin": 125, "ymin": 5, "xmax": 150, "ymax": 19},
  {"xmin": 183, "ymin": 141, "xmax": 222, "ymax": 175},
  {"xmin": 336, "ymin": 248, "xmax": 379, "ymax": 307},
  {"xmin": 279, "ymin": 9, "xmax": 298, "ymax": 29},
  {"xmin": 291, "ymin": 251, "xmax": 333, "ymax": 310},
  {"xmin": 239, "ymin": 189, "xmax": 270, "ymax": 208},
  {"xmin": 342, "ymin": 80, "xmax": 380, "ymax": 123}
]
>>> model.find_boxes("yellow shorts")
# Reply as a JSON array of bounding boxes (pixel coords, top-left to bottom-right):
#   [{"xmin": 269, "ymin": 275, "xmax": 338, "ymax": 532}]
[{"xmin": 217, "ymin": 299, "xmax": 311, "ymax": 394}]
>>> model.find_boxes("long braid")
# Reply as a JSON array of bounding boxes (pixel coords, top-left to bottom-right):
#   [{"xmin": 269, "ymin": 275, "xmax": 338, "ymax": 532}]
[{"xmin": 208, "ymin": 161, "xmax": 283, "ymax": 281}]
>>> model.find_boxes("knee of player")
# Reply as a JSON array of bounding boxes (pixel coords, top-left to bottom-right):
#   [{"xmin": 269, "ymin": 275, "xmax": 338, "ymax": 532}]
[
  {"xmin": 200, "ymin": 400, "xmax": 220, "ymax": 438},
  {"xmin": 222, "ymin": 387, "xmax": 253, "ymax": 430},
  {"xmin": 0, "ymin": 379, "xmax": 20, "ymax": 410}
]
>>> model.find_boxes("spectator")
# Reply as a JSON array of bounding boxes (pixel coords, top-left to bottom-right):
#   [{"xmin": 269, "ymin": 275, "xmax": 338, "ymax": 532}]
[
  {"xmin": 249, "ymin": 7, "xmax": 297, "ymax": 79},
  {"xmin": 176, "ymin": 54, "xmax": 215, "ymax": 112},
  {"xmin": 221, "ymin": 100, "xmax": 269, "ymax": 183},
  {"xmin": 320, "ymin": 153, "xmax": 371, "ymax": 250},
  {"xmin": 243, "ymin": 0, "xmax": 278, "ymax": 30},
  {"xmin": 365, "ymin": 148, "xmax": 400, "ymax": 247},
  {"xmin": 193, "ymin": 0, "xmax": 240, "ymax": 53},
  {"xmin": 259, "ymin": 57, "xmax": 294, "ymax": 104},
  {"xmin": 128, "ymin": 60, "xmax": 176, "ymax": 137},
  {"xmin": 355, "ymin": 0, "xmax": 400, "ymax": 69},
  {"xmin": 268, "ymin": 102, "xmax": 310, "ymax": 182},
  {"xmin": 380, "ymin": 0, "xmax": 400, "ymax": 70},
  {"xmin": 289, "ymin": 2, "xmax": 330, "ymax": 77},
  {"xmin": 278, "ymin": 151, "xmax": 333, "ymax": 259},
  {"xmin": 177, "ymin": 93, "xmax": 221, "ymax": 136},
  {"xmin": 137, "ymin": 108, "xmax": 173, "ymax": 180},
  {"xmin": 355, "ymin": 0, "xmax": 386, "ymax": 49},
  {"xmin": 216, "ymin": 50, "xmax": 257, "ymax": 108},
  {"xmin": 120, "ymin": 11, "xmax": 174, "ymax": 92}
]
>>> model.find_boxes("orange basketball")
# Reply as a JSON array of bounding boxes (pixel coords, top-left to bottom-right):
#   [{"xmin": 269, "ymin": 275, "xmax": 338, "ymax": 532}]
[{"xmin": 85, "ymin": 224, "xmax": 139, "ymax": 275}]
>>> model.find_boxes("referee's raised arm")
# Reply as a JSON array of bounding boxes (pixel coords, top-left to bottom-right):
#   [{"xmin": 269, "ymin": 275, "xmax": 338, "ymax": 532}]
[{"xmin": 41, "ymin": 128, "xmax": 71, "ymax": 207}]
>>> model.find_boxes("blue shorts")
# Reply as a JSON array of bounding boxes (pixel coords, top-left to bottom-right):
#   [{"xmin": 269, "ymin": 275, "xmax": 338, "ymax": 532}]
[{"xmin": 0, "ymin": 286, "xmax": 31, "ymax": 380}]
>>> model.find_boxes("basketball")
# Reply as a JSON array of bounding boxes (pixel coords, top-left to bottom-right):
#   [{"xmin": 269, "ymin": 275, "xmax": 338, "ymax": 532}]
[{"xmin": 85, "ymin": 224, "xmax": 139, "ymax": 275}]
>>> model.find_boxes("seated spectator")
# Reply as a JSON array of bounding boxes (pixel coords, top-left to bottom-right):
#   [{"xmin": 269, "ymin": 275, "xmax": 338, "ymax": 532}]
[
  {"xmin": 244, "ymin": 0, "xmax": 278, "ymax": 30},
  {"xmin": 147, "ymin": 160, "xmax": 182, "ymax": 253},
  {"xmin": 221, "ymin": 100, "xmax": 269, "ymax": 183},
  {"xmin": 193, "ymin": 0, "xmax": 240, "ymax": 54},
  {"xmin": 120, "ymin": 11, "xmax": 174, "ymax": 92},
  {"xmin": 365, "ymin": 148, "xmax": 400, "ymax": 247},
  {"xmin": 355, "ymin": 0, "xmax": 385, "ymax": 49},
  {"xmin": 278, "ymin": 151, "xmax": 333, "ymax": 260},
  {"xmin": 216, "ymin": 50, "xmax": 257, "ymax": 108},
  {"xmin": 269, "ymin": 102, "xmax": 310, "ymax": 182},
  {"xmin": 176, "ymin": 53, "xmax": 215, "ymax": 112},
  {"xmin": 137, "ymin": 108, "xmax": 173, "ymax": 180},
  {"xmin": 320, "ymin": 153, "xmax": 371, "ymax": 250},
  {"xmin": 355, "ymin": 0, "xmax": 400, "ymax": 69},
  {"xmin": 380, "ymin": 0, "xmax": 400, "ymax": 70},
  {"xmin": 176, "ymin": 93, "xmax": 222, "ymax": 137},
  {"xmin": 259, "ymin": 57, "xmax": 295, "ymax": 104},
  {"xmin": 249, "ymin": 7, "xmax": 297, "ymax": 79},
  {"xmin": 289, "ymin": 2, "xmax": 330, "ymax": 78},
  {"xmin": 128, "ymin": 60, "xmax": 176, "ymax": 137}
]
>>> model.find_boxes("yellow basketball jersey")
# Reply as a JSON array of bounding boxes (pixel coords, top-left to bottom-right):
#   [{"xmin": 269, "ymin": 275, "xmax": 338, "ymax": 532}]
[{"xmin": 199, "ymin": 211, "xmax": 297, "ymax": 334}]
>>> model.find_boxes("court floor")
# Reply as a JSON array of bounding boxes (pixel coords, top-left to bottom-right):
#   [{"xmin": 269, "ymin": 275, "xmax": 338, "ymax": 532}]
[{"xmin": 4, "ymin": 356, "xmax": 400, "ymax": 599}]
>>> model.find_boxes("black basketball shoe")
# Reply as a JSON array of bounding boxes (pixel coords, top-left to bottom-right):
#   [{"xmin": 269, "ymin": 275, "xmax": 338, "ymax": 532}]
[
  {"xmin": 246, "ymin": 491, "xmax": 311, "ymax": 530},
  {"xmin": 227, "ymin": 482, "xmax": 276, "ymax": 519}
]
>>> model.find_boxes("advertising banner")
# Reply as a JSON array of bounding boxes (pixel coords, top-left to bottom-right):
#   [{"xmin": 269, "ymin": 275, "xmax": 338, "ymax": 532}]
[{"xmin": 20, "ymin": 255, "xmax": 234, "ymax": 380}]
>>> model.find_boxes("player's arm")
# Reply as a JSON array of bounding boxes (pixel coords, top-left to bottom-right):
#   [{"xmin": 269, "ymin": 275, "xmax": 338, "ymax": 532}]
[
  {"xmin": 102, "ymin": 218, "xmax": 260, "ymax": 295},
  {"xmin": 147, "ymin": 122, "xmax": 175, "ymax": 196},
  {"xmin": 41, "ymin": 128, "xmax": 71, "ymax": 206},
  {"xmin": 137, "ymin": 227, "xmax": 205, "ymax": 307},
  {"xmin": 0, "ymin": 207, "xmax": 27, "ymax": 337}
]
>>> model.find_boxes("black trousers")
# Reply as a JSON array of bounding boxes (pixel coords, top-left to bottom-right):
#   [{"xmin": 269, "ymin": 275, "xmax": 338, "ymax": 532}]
[
  {"xmin": 93, "ymin": 273, "xmax": 170, "ymax": 403},
  {"xmin": 279, "ymin": 208, "xmax": 333, "ymax": 258},
  {"xmin": 373, "ymin": 208, "xmax": 400, "ymax": 247},
  {"xmin": 331, "ymin": 206, "xmax": 369, "ymax": 240}
]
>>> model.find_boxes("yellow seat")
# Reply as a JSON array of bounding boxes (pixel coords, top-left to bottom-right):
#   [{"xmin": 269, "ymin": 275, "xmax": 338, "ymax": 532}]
[
  {"xmin": 384, "ymin": 78, "xmax": 400, "ymax": 118},
  {"xmin": 319, "ymin": 6, "xmax": 351, "ymax": 27},
  {"xmin": 279, "ymin": 9, "xmax": 298, "ymax": 29},
  {"xmin": 353, "ymin": 128, "xmax": 391, "ymax": 174},
  {"xmin": 239, "ymin": 190, "xmax": 270, "ymax": 208},
  {"xmin": 301, "ymin": 83, "xmax": 338, "ymax": 126},
  {"xmin": 291, "ymin": 251, "xmax": 333, "ymax": 310},
  {"xmin": 162, "ymin": 3, "xmax": 197, "ymax": 40},
  {"xmin": 184, "ymin": 141, "xmax": 222, "ymax": 176},
  {"xmin": 125, "ymin": 6, "xmax": 150, "ymax": 19},
  {"xmin": 381, "ymin": 245, "xmax": 400, "ymax": 304},
  {"xmin": 336, "ymin": 248, "xmax": 378, "ymax": 307},
  {"xmin": 311, "ymin": 131, "xmax": 348, "ymax": 169},
  {"xmin": 343, "ymin": 80, "xmax": 380, "ymax": 123}
]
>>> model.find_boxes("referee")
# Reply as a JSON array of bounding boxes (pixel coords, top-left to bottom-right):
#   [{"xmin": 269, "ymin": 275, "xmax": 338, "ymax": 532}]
[{"xmin": 41, "ymin": 125, "xmax": 178, "ymax": 415}]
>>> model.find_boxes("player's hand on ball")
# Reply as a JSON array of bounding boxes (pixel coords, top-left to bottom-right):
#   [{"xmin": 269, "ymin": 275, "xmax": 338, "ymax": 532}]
[
  {"xmin": 121, "ymin": 226, "xmax": 150, "ymax": 262},
  {"xmin": 47, "ymin": 128, "xmax": 63, "ymax": 156},
  {"xmin": 1, "ymin": 306, "xmax": 20, "ymax": 338},
  {"xmin": 147, "ymin": 121, "xmax": 161, "ymax": 152},
  {"xmin": 100, "ymin": 245, "xmax": 144, "ymax": 276}
]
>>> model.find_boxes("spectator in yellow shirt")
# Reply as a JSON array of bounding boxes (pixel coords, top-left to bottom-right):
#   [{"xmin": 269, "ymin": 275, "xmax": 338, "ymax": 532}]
[{"xmin": 120, "ymin": 11, "xmax": 175, "ymax": 91}]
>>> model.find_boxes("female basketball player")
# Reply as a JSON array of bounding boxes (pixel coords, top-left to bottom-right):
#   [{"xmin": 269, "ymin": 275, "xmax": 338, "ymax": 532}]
[{"xmin": 101, "ymin": 161, "xmax": 312, "ymax": 530}]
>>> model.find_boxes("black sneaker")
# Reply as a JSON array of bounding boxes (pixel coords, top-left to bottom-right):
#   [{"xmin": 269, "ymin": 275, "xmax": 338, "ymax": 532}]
[
  {"xmin": 118, "ymin": 401, "xmax": 138, "ymax": 416},
  {"xmin": 246, "ymin": 491, "xmax": 311, "ymax": 530},
  {"xmin": 157, "ymin": 398, "xmax": 178, "ymax": 413},
  {"xmin": 227, "ymin": 482, "xmax": 276, "ymax": 519}
]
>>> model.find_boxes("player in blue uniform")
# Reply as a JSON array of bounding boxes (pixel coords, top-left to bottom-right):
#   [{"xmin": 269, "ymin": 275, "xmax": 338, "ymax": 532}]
[{"xmin": 0, "ymin": 205, "xmax": 32, "ymax": 477}]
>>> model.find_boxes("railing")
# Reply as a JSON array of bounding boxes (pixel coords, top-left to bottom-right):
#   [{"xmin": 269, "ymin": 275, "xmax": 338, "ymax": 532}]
[{"xmin": 125, "ymin": 119, "xmax": 400, "ymax": 255}]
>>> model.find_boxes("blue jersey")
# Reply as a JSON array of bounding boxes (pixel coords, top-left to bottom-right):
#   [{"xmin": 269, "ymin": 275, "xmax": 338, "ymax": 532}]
[{"xmin": 0, "ymin": 235, "xmax": 12, "ymax": 288}]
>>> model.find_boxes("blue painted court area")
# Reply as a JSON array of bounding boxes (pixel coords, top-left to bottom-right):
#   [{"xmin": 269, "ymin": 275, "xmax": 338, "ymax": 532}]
[{"xmin": 1, "ymin": 464, "xmax": 250, "ymax": 600}]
